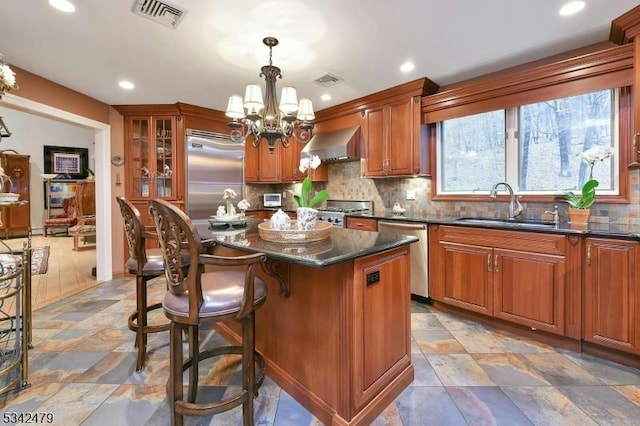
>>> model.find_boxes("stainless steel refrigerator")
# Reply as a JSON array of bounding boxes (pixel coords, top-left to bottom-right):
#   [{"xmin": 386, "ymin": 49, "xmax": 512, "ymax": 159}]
[{"xmin": 185, "ymin": 129, "xmax": 244, "ymax": 221}]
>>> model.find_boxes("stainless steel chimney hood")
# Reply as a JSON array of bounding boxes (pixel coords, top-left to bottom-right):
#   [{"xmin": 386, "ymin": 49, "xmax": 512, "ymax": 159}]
[{"xmin": 301, "ymin": 125, "xmax": 360, "ymax": 162}]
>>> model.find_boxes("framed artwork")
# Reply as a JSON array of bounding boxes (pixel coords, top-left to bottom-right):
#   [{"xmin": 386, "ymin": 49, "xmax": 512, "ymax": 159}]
[
  {"xmin": 45, "ymin": 181, "xmax": 78, "ymax": 209},
  {"xmin": 43, "ymin": 145, "xmax": 89, "ymax": 180}
]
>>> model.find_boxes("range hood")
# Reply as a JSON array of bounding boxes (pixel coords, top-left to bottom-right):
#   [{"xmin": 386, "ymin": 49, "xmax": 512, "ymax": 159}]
[{"xmin": 301, "ymin": 125, "xmax": 361, "ymax": 162}]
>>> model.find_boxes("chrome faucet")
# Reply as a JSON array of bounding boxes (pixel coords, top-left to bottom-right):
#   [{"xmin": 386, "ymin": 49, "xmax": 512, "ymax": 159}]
[
  {"xmin": 544, "ymin": 205, "xmax": 560, "ymax": 225},
  {"xmin": 489, "ymin": 182, "xmax": 524, "ymax": 219}
]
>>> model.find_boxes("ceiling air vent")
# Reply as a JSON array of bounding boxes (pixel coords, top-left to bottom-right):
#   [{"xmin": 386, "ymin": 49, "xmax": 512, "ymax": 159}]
[
  {"xmin": 313, "ymin": 73, "xmax": 344, "ymax": 88},
  {"xmin": 131, "ymin": 0, "xmax": 187, "ymax": 29}
]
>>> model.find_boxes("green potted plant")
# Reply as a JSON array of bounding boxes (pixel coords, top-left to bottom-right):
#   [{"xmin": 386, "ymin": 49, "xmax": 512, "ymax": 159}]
[
  {"xmin": 556, "ymin": 146, "xmax": 612, "ymax": 225},
  {"xmin": 292, "ymin": 155, "xmax": 329, "ymax": 230}
]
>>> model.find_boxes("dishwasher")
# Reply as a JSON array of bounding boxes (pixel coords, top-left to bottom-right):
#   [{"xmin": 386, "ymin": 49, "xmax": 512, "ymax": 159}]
[{"xmin": 377, "ymin": 220, "xmax": 429, "ymax": 302}]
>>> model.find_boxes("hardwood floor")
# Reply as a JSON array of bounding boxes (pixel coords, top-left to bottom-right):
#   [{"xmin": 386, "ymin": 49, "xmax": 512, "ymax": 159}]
[{"xmin": 4, "ymin": 233, "xmax": 99, "ymax": 312}]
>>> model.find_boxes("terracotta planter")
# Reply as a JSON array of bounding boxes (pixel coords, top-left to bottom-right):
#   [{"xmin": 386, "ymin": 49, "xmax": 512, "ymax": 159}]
[{"xmin": 568, "ymin": 207, "xmax": 590, "ymax": 225}]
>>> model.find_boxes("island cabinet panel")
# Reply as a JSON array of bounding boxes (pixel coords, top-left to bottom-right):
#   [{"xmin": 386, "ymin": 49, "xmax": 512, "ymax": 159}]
[
  {"xmin": 430, "ymin": 225, "xmax": 579, "ymax": 337},
  {"xmin": 211, "ymin": 244, "xmax": 414, "ymax": 425},
  {"xmin": 354, "ymin": 248, "xmax": 410, "ymax": 408},
  {"xmin": 583, "ymin": 238, "xmax": 640, "ymax": 355}
]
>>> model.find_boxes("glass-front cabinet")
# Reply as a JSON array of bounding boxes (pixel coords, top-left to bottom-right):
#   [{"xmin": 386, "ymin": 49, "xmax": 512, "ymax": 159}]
[{"xmin": 127, "ymin": 116, "xmax": 177, "ymax": 200}]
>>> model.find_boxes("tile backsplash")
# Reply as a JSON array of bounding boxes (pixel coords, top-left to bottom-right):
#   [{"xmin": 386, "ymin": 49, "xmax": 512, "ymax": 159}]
[{"xmin": 248, "ymin": 161, "xmax": 640, "ymax": 226}]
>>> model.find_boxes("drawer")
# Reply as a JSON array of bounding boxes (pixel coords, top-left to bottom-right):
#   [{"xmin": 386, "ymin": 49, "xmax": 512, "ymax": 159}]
[{"xmin": 346, "ymin": 217, "xmax": 378, "ymax": 232}]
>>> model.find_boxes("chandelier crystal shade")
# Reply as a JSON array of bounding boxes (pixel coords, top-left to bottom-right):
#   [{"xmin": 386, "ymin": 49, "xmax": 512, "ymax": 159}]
[{"xmin": 225, "ymin": 37, "xmax": 314, "ymax": 152}]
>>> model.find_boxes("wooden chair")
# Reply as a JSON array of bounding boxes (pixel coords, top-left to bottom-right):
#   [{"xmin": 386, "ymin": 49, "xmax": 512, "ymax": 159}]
[
  {"xmin": 43, "ymin": 196, "xmax": 76, "ymax": 237},
  {"xmin": 116, "ymin": 196, "xmax": 171, "ymax": 371},
  {"xmin": 149, "ymin": 199, "xmax": 267, "ymax": 426},
  {"xmin": 68, "ymin": 182, "xmax": 96, "ymax": 250}
]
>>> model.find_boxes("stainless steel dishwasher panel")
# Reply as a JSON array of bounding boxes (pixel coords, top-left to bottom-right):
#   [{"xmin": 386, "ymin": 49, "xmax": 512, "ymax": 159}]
[{"xmin": 377, "ymin": 221, "xmax": 429, "ymax": 299}]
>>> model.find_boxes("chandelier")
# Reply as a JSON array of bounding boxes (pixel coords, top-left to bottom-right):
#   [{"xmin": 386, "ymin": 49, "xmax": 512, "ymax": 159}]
[{"xmin": 225, "ymin": 37, "xmax": 315, "ymax": 153}]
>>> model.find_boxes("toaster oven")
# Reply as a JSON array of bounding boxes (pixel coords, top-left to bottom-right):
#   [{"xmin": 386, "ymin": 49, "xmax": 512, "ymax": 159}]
[{"xmin": 263, "ymin": 193, "xmax": 282, "ymax": 207}]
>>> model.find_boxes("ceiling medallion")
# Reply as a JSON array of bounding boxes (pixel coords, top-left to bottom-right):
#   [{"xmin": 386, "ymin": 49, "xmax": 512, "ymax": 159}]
[{"xmin": 225, "ymin": 37, "xmax": 315, "ymax": 153}]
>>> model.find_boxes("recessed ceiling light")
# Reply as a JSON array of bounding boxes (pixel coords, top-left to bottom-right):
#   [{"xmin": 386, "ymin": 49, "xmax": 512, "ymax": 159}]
[
  {"xmin": 49, "ymin": 0, "xmax": 76, "ymax": 13},
  {"xmin": 400, "ymin": 62, "xmax": 415, "ymax": 73},
  {"xmin": 559, "ymin": 1, "xmax": 585, "ymax": 16},
  {"xmin": 119, "ymin": 80, "xmax": 135, "ymax": 90},
  {"xmin": 321, "ymin": 94, "xmax": 331, "ymax": 101}
]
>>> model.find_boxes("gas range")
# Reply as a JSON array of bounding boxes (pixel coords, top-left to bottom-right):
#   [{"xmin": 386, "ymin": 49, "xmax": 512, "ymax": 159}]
[{"xmin": 317, "ymin": 200, "xmax": 373, "ymax": 228}]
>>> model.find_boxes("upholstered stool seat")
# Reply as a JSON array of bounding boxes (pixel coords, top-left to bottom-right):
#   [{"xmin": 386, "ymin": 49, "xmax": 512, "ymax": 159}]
[{"xmin": 150, "ymin": 199, "xmax": 267, "ymax": 426}]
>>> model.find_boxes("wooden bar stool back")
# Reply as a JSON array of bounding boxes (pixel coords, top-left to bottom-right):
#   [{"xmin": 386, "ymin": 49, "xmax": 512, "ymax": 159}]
[
  {"xmin": 116, "ymin": 196, "xmax": 170, "ymax": 371},
  {"xmin": 149, "ymin": 198, "xmax": 267, "ymax": 426}
]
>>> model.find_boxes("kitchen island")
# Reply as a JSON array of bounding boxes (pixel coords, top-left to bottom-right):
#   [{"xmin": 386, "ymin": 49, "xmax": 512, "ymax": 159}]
[{"xmin": 195, "ymin": 219, "xmax": 418, "ymax": 425}]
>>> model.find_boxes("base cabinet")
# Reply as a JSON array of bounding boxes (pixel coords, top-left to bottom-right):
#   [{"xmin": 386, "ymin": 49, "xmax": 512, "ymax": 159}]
[
  {"xmin": 583, "ymin": 238, "xmax": 640, "ymax": 355},
  {"xmin": 431, "ymin": 225, "xmax": 574, "ymax": 336}
]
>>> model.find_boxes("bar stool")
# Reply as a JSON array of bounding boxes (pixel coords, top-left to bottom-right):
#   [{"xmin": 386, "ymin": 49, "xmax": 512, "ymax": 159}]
[
  {"xmin": 116, "ymin": 196, "xmax": 170, "ymax": 371},
  {"xmin": 149, "ymin": 199, "xmax": 267, "ymax": 426}
]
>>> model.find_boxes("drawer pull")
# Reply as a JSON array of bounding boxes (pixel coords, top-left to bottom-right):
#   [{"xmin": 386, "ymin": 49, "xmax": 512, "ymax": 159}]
[
  {"xmin": 487, "ymin": 254, "xmax": 492, "ymax": 271},
  {"xmin": 587, "ymin": 245, "xmax": 591, "ymax": 266},
  {"xmin": 494, "ymin": 255, "xmax": 499, "ymax": 272}
]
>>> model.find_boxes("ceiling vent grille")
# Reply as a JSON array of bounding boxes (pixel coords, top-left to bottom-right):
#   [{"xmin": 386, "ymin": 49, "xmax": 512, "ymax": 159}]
[
  {"xmin": 313, "ymin": 73, "xmax": 344, "ymax": 88},
  {"xmin": 131, "ymin": 0, "xmax": 187, "ymax": 29}
]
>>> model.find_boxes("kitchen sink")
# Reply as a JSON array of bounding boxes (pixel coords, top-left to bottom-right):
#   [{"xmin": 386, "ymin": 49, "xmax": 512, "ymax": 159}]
[{"xmin": 455, "ymin": 217, "xmax": 557, "ymax": 228}]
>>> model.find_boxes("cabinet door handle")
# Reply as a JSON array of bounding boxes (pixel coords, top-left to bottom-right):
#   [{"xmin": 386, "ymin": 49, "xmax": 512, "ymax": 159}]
[
  {"xmin": 487, "ymin": 254, "xmax": 492, "ymax": 272},
  {"xmin": 587, "ymin": 245, "xmax": 591, "ymax": 266},
  {"xmin": 494, "ymin": 255, "xmax": 499, "ymax": 272},
  {"xmin": 634, "ymin": 133, "xmax": 640, "ymax": 155}
]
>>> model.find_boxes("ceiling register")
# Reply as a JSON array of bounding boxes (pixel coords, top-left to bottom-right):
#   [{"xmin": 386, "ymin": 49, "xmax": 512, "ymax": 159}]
[{"xmin": 225, "ymin": 37, "xmax": 315, "ymax": 153}]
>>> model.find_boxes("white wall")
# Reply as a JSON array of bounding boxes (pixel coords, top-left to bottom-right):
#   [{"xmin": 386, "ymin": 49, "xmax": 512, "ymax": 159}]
[{"xmin": 0, "ymin": 107, "xmax": 95, "ymax": 230}]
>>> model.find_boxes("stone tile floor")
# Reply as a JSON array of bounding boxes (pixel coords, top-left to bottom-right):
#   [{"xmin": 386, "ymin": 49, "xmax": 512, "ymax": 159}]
[{"xmin": 2, "ymin": 278, "xmax": 640, "ymax": 425}]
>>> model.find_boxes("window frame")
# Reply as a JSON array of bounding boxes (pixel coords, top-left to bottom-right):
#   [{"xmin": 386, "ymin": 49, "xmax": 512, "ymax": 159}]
[
  {"xmin": 435, "ymin": 89, "xmax": 621, "ymax": 198},
  {"xmin": 423, "ymin": 43, "xmax": 633, "ymax": 204}
]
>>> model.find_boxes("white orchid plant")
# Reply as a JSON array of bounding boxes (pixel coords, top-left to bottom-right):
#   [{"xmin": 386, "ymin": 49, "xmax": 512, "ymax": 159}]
[
  {"xmin": 293, "ymin": 155, "xmax": 329, "ymax": 208},
  {"xmin": 221, "ymin": 188, "xmax": 237, "ymax": 216},
  {"xmin": 557, "ymin": 146, "xmax": 613, "ymax": 209}
]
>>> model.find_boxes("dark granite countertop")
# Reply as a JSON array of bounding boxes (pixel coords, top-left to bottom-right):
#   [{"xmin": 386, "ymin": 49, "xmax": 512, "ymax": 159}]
[
  {"xmin": 352, "ymin": 212, "xmax": 640, "ymax": 240},
  {"xmin": 194, "ymin": 218, "xmax": 418, "ymax": 268}
]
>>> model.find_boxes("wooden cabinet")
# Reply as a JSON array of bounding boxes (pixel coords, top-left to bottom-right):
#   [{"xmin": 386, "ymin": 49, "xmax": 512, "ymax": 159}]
[
  {"xmin": 583, "ymin": 238, "xmax": 640, "ymax": 355},
  {"xmin": 245, "ymin": 139, "xmax": 327, "ymax": 184},
  {"xmin": 430, "ymin": 225, "xmax": 576, "ymax": 336},
  {"xmin": 124, "ymin": 115, "xmax": 180, "ymax": 201},
  {"xmin": 362, "ymin": 96, "xmax": 425, "ymax": 177},
  {"xmin": 346, "ymin": 217, "xmax": 378, "ymax": 232},
  {"xmin": 0, "ymin": 153, "xmax": 30, "ymax": 237},
  {"xmin": 245, "ymin": 139, "xmax": 280, "ymax": 183},
  {"xmin": 353, "ymin": 247, "xmax": 411, "ymax": 409}
]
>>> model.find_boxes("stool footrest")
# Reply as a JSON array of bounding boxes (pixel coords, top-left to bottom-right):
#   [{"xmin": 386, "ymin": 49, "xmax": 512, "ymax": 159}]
[{"xmin": 174, "ymin": 345, "xmax": 266, "ymax": 417}]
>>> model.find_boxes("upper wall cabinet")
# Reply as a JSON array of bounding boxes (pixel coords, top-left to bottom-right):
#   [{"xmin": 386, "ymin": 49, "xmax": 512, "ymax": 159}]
[
  {"xmin": 313, "ymin": 78, "xmax": 437, "ymax": 179},
  {"xmin": 362, "ymin": 95, "xmax": 425, "ymax": 177},
  {"xmin": 245, "ymin": 138, "xmax": 281, "ymax": 183},
  {"xmin": 280, "ymin": 140, "xmax": 328, "ymax": 183}
]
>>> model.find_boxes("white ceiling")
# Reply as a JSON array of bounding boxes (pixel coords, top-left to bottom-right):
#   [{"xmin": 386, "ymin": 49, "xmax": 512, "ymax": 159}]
[{"xmin": 0, "ymin": 0, "xmax": 637, "ymax": 113}]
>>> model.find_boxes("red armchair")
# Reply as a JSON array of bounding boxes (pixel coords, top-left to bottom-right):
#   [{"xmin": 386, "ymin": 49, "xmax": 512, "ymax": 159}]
[{"xmin": 43, "ymin": 196, "xmax": 77, "ymax": 237}]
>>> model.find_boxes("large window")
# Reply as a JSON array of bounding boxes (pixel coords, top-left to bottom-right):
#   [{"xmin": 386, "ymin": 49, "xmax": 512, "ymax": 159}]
[{"xmin": 437, "ymin": 89, "xmax": 618, "ymax": 196}]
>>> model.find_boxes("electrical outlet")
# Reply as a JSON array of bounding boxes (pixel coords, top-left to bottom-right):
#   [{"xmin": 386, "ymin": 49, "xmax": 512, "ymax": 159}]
[
  {"xmin": 406, "ymin": 190, "xmax": 416, "ymax": 200},
  {"xmin": 282, "ymin": 191, "xmax": 286, "ymax": 199}
]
